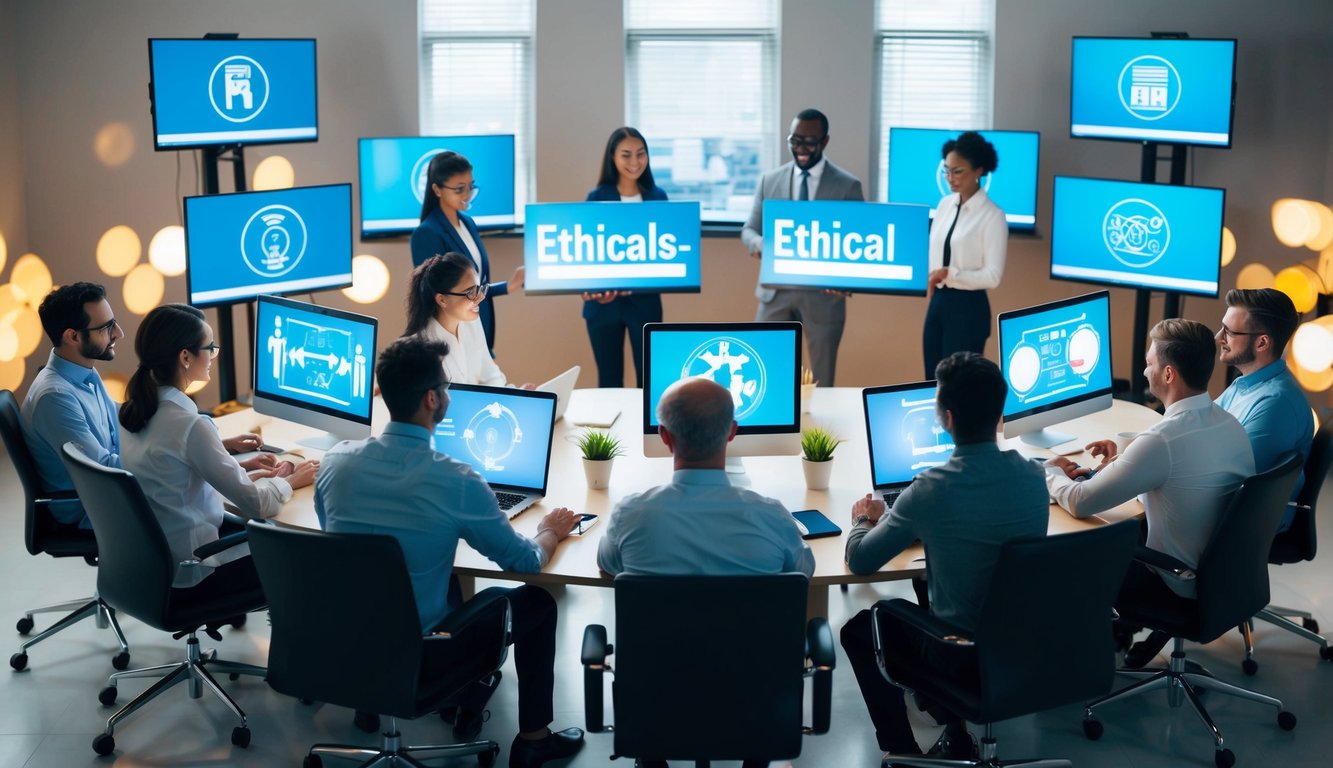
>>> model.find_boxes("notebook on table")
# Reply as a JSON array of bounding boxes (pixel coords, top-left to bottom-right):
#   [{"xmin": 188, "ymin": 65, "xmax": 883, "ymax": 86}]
[{"xmin": 862, "ymin": 381, "xmax": 956, "ymax": 508}]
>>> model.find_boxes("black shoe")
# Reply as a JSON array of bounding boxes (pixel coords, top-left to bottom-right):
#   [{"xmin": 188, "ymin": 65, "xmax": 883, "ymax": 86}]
[
  {"xmin": 453, "ymin": 707, "xmax": 490, "ymax": 741},
  {"xmin": 926, "ymin": 729, "xmax": 977, "ymax": 760},
  {"xmin": 509, "ymin": 727, "xmax": 585, "ymax": 768},
  {"xmin": 1124, "ymin": 630, "xmax": 1171, "ymax": 669}
]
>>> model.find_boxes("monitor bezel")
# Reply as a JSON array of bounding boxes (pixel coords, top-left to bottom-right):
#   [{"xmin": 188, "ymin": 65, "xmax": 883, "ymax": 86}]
[
  {"xmin": 998, "ymin": 289, "xmax": 1114, "ymax": 430},
  {"xmin": 861, "ymin": 379, "xmax": 953, "ymax": 491},
  {"xmin": 434, "ymin": 383, "xmax": 558, "ymax": 495}
]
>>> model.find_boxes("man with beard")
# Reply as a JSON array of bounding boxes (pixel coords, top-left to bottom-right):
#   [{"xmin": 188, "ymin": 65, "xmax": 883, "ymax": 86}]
[
  {"xmin": 741, "ymin": 107, "xmax": 864, "ymax": 387},
  {"xmin": 1215, "ymin": 288, "xmax": 1312, "ymax": 533}
]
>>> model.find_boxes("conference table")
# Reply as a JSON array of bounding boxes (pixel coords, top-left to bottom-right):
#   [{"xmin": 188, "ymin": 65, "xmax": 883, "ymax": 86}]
[{"xmin": 220, "ymin": 388, "xmax": 1161, "ymax": 618}]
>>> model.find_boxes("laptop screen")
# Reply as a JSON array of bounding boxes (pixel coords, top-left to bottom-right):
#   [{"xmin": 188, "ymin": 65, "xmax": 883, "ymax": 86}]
[
  {"xmin": 862, "ymin": 382, "xmax": 956, "ymax": 490},
  {"xmin": 432, "ymin": 384, "xmax": 557, "ymax": 493}
]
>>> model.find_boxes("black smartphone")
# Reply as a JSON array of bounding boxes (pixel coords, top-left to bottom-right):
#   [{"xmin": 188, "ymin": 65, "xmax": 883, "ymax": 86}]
[{"xmin": 792, "ymin": 509, "xmax": 842, "ymax": 539}]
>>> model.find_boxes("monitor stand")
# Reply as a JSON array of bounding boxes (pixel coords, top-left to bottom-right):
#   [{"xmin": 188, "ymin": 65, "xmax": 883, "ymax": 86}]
[
  {"xmin": 1019, "ymin": 428, "xmax": 1078, "ymax": 451},
  {"xmin": 724, "ymin": 456, "xmax": 753, "ymax": 487}
]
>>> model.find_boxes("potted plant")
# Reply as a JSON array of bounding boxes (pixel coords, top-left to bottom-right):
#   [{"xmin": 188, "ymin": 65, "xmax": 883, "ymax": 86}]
[
  {"xmin": 800, "ymin": 426, "xmax": 841, "ymax": 490},
  {"xmin": 577, "ymin": 429, "xmax": 624, "ymax": 490}
]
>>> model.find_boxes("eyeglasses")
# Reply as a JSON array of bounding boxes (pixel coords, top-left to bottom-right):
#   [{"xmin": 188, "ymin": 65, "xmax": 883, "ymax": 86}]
[
  {"xmin": 1216, "ymin": 323, "xmax": 1257, "ymax": 339},
  {"xmin": 787, "ymin": 134, "xmax": 824, "ymax": 150},
  {"xmin": 81, "ymin": 317, "xmax": 119, "ymax": 334},
  {"xmin": 424, "ymin": 379, "xmax": 451, "ymax": 395},
  {"xmin": 439, "ymin": 183, "xmax": 481, "ymax": 202},
  {"xmin": 192, "ymin": 342, "xmax": 222, "ymax": 359},
  {"xmin": 442, "ymin": 283, "xmax": 489, "ymax": 302}
]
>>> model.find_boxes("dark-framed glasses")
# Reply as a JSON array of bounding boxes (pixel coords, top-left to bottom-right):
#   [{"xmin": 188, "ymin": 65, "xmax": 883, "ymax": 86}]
[
  {"xmin": 82, "ymin": 317, "xmax": 120, "ymax": 334},
  {"xmin": 443, "ymin": 283, "xmax": 490, "ymax": 302},
  {"xmin": 787, "ymin": 134, "xmax": 824, "ymax": 149},
  {"xmin": 1216, "ymin": 324, "xmax": 1256, "ymax": 339},
  {"xmin": 439, "ymin": 183, "xmax": 481, "ymax": 202},
  {"xmin": 192, "ymin": 342, "xmax": 222, "ymax": 359}
]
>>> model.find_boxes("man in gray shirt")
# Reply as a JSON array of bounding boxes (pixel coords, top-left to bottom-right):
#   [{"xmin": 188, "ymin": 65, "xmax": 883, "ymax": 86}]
[{"xmin": 840, "ymin": 352, "xmax": 1048, "ymax": 759}]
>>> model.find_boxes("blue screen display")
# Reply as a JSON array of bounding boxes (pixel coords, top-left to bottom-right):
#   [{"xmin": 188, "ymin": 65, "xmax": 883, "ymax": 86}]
[
  {"xmin": 864, "ymin": 383, "xmax": 955, "ymax": 488},
  {"xmin": 999, "ymin": 292, "xmax": 1113, "ymax": 421},
  {"xmin": 149, "ymin": 38, "xmax": 318, "ymax": 149},
  {"xmin": 524, "ymin": 202, "xmax": 702, "ymax": 294},
  {"xmin": 886, "ymin": 128, "xmax": 1041, "ymax": 229},
  {"xmin": 185, "ymin": 184, "xmax": 353, "ymax": 306},
  {"xmin": 254, "ymin": 295, "xmax": 376, "ymax": 425},
  {"xmin": 759, "ymin": 200, "xmax": 930, "ymax": 295},
  {"xmin": 359, "ymin": 135, "xmax": 516, "ymax": 237},
  {"xmin": 432, "ymin": 385, "xmax": 555, "ymax": 491},
  {"xmin": 1071, "ymin": 37, "xmax": 1236, "ymax": 147},
  {"xmin": 643, "ymin": 323, "xmax": 799, "ymax": 432},
  {"xmin": 1050, "ymin": 176, "xmax": 1223, "ymax": 297}
]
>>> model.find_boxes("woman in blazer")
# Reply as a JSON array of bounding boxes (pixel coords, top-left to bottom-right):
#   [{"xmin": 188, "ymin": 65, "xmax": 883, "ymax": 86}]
[{"xmin": 583, "ymin": 127, "xmax": 667, "ymax": 388}]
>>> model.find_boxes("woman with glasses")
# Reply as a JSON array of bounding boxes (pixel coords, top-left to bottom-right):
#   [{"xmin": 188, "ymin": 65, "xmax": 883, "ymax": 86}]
[
  {"xmin": 406, "ymin": 253, "xmax": 525, "ymax": 388},
  {"xmin": 411, "ymin": 150, "xmax": 523, "ymax": 357},
  {"xmin": 921, "ymin": 131, "xmax": 1007, "ymax": 379},
  {"xmin": 581, "ymin": 126, "xmax": 667, "ymax": 388},
  {"xmin": 119, "ymin": 304, "xmax": 319, "ymax": 592}
]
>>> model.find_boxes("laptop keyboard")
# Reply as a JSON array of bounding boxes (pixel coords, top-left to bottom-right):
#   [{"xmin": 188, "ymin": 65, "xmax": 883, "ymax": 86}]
[
  {"xmin": 495, "ymin": 491, "xmax": 526, "ymax": 511},
  {"xmin": 881, "ymin": 488, "xmax": 904, "ymax": 508}
]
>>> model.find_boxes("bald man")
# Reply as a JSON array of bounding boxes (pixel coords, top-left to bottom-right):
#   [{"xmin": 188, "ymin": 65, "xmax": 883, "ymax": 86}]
[{"xmin": 597, "ymin": 378, "xmax": 813, "ymax": 577}]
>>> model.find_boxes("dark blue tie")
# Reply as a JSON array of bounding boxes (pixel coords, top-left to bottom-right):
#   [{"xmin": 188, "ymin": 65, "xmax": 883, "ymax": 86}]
[{"xmin": 797, "ymin": 169, "xmax": 809, "ymax": 201}]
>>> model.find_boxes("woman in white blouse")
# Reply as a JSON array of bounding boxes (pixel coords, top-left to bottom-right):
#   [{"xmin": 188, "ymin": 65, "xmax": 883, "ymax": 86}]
[
  {"xmin": 405, "ymin": 252, "xmax": 527, "ymax": 388},
  {"xmin": 922, "ymin": 131, "xmax": 1007, "ymax": 379},
  {"xmin": 119, "ymin": 304, "xmax": 318, "ymax": 590}
]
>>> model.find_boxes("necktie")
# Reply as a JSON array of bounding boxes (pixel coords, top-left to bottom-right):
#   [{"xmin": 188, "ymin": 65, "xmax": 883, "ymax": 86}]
[
  {"xmin": 941, "ymin": 201, "xmax": 962, "ymax": 268},
  {"xmin": 797, "ymin": 169, "xmax": 809, "ymax": 201}
]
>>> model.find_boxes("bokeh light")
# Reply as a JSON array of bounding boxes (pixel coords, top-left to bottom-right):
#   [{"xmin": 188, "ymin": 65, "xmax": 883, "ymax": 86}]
[
  {"xmin": 1274, "ymin": 264, "xmax": 1322, "ymax": 314},
  {"xmin": 103, "ymin": 373, "xmax": 129, "ymax": 403},
  {"xmin": 252, "ymin": 155, "xmax": 295, "ymax": 191},
  {"xmin": 1220, "ymin": 226, "xmax": 1236, "ymax": 268},
  {"xmin": 1272, "ymin": 199, "xmax": 1322, "ymax": 248},
  {"xmin": 0, "ymin": 325, "xmax": 18, "ymax": 363},
  {"xmin": 11, "ymin": 254, "xmax": 52, "ymax": 307},
  {"xmin": 0, "ymin": 230, "xmax": 7, "ymax": 274},
  {"xmin": 1291, "ymin": 321, "xmax": 1333, "ymax": 375},
  {"xmin": 1235, "ymin": 263, "xmax": 1275, "ymax": 291},
  {"xmin": 7, "ymin": 306, "xmax": 42, "ymax": 358},
  {"xmin": 96, "ymin": 225, "xmax": 142, "ymax": 278},
  {"xmin": 148, "ymin": 225, "xmax": 187, "ymax": 277},
  {"xmin": 123, "ymin": 263, "xmax": 165, "ymax": 315},
  {"xmin": 93, "ymin": 122, "xmax": 136, "ymax": 167},
  {"xmin": 0, "ymin": 357, "xmax": 25, "ymax": 391},
  {"xmin": 341, "ymin": 254, "xmax": 391, "ymax": 304}
]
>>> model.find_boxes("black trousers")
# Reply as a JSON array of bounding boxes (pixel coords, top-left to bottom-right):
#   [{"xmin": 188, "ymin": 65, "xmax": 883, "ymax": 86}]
[
  {"xmin": 585, "ymin": 294, "xmax": 662, "ymax": 388},
  {"xmin": 170, "ymin": 556, "xmax": 264, "ymax": 604},
  {"xmin": 922, "ymin": 287, "xmax": 991, "ymax": 379}
]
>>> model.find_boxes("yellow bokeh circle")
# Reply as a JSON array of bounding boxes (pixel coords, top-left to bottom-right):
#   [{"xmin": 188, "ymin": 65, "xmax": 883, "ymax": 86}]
[
  {"xmin": 12, "ymin": 254, "xmax": 53, "ymax": 307},
  {"xmin": 252, "ymin": 155, "xmax": 296, "ymax": 191},
  {"xmin": 97, "ymin": 225, "xmax": 143, "ymax": 278},
  {"xmin": 1272, "ymin": 199, "xmax": 1321, "ymax": 248},
  {"xmin": 148, "ymin": 225, "xmax": 187, "ymax": 277},
  {"xmin": 342, "ymin": 254, "xmax": 392, "ymax": 304},
  {"xmin": 1220, "ymin": 226, "xmax": 1236, "ymax": 268},
  {"xmin": 1235, "ymin": 263, "xmax": 1275, "ymax": 291},
  {"xmin": 123, "ymin": 263, "xmax": 166, "ymax": 316},
  {"xmin": 0, "ymin": 356, "xmax": 25, "ymax": 391},
  {"xmin": 1273, "ymin": 264, "xmax": 1321, "ymax": 314},
  {"xmin": 103, "ymin": 373, "xmax": 129, "ymax": 403}
]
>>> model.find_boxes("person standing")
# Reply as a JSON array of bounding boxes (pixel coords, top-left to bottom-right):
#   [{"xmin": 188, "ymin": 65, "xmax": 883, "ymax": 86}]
[{"xmin": 742, "ymin": 108, "xmax": 864, "ymax": 387}]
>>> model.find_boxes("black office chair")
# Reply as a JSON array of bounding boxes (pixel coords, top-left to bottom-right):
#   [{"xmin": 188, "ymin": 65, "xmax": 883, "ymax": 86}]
[
  {"xmin": 60, "ymin": 442, "xmax": 267, "ymax": 756},
  {"xmin": 0, "ymin": 389, "xmax": 129, "ymax": 672},
  {"xmin": 871, "ymin": 521, "xmax": 1139, "ymax": 768},
  {"xmin": 247, "ymin": 522, "xmax": 505, "ymax": 768},
  {"xmin": 1082, "ymin": 454, "xmax": 1304, "ymax": 768},
  {"xmin": 1238, "ymin": 416, "xmax": 1333, "ymax": 673},
  {"xmin": 581, "ymin": 573, "xmax": 835, "ymax": 767}
]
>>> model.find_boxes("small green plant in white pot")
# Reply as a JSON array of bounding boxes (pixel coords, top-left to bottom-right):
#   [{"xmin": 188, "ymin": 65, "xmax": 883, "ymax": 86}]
[
  {"xmin": 800, "ymin": 426, "xmax": 841, "ymax": 490},
  {"xmin": 577, "ymin": 430, "xmax": 624, "ymax": 490}
]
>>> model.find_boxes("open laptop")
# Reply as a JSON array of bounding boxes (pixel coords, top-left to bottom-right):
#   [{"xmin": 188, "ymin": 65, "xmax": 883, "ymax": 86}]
[
  {"xmin": 432, "ymin": 384, "xmax": 558, "ymax": 518},
  {"xmin": 862, "ymin": 381, "xmax": 956, "ymax": 509},
  {"xmin": 536, "ymin": 365, "xmax": 580, "ymax": 421}
]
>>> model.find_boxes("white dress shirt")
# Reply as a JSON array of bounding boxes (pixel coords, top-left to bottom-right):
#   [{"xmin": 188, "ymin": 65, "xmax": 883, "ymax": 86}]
[
  {"xmin": 789, "ymin": 156, "xmax": 827, "ymax": 201},
  {"xmin": 121, "ymin": 387, "xmax": 292, "ymax": 587},
  {"xmin": 452, "ymin": 219, "xmax": 483, "ymax": 273},
  {"xmin": 928, "ymin": 187, "xmax": 1008, "ymax": 291},
  {"xmin": 1045, "ymin": 393, "xmax": 1254, "ymax": 596},
  {"xmin": 419, "ymin": 317, "xmax": 507, "ymax": 387}
]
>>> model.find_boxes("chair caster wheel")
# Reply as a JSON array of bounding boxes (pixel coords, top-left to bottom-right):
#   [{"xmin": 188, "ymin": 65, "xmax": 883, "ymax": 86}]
[
  {"xmin": 303, "ymin": 755, "xmax": 324, "ymax": 768},
  {"xmin": 112, "ymin": 651, "xmax": 131, "ymax": 670},
  {"xmin": 1278, "ymin": 710, "xmax": 1297, "ymax": 730},
  {"xmin": 15, "ymin": 616, "xmax": 34, "ymax": 635},
  {"xmin": 231, "ymin": 725, "xmax": 251, "ymax": 747},
  {"xmin": 92, "ymin": 733, "xmax": 115, "ymax": 756},
  {"xmin": 9, "ymin": 652, "xmax": 28, "ymax": 671},
  {"xmin": 353, "ymin": 710, "xmax": 380, "ymax": 733},
  {"xmin": 1082, "ymin": 717, "xmax": 1103, "ymax": 740},
  {"xmin": 479, "ymin": 745, "xmax": 499, "ymax": 767},
  {"xmin": 1215, "ymin": 747, "xmax": 1235, "ymax": 768},
  {"xmin": 99, "ymin": 686, "xmax": 118, "ymax": 706},
  {"xmin": 1242, "ymin": 657, "xmax": 1258, "ymax": 675},
  {"xmin": 1303, "ymin": 618, "xmax": 1319, "ymax": 633}
]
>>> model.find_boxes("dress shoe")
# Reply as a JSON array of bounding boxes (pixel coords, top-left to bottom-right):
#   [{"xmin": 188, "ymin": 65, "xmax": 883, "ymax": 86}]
[
  {"xmin": 453, "ymin": 707, "xmax": 490, "ymax": 741},
  {"xmin": 509, "ymin": 727, "xmax": 584, "ymax": 768},
  {"xmin": 926, "ymin": 728, "xmax": 978, "ymax": 760},
  {"xmin": 1124, "ymin": 630, "xmax": 1170, "ymax": 669}
]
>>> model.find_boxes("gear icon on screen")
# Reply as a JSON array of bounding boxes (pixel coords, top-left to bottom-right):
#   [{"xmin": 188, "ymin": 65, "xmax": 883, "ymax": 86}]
[{"xmin": 680, "ymin": 336, "xmax": 767, "ymax": 421}]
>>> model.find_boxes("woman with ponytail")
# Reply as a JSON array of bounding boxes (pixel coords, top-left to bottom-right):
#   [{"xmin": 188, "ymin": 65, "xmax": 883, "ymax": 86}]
[
  {"xmin": 406, "ymin": 253, "xmax": 527, "ymax": 388},
  {"xmin": 120, "ymin": 304, "xmax": 319, "ymax": 590}
]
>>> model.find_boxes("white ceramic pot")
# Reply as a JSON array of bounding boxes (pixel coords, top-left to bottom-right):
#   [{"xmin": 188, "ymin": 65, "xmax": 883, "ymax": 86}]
[
  {"xmin": 583, "ymin": 457, "xmax": 614, "ymax": 490},
  {"xmin": 802, "ymin": 457, "xmax": 833, "ymax": 490}
]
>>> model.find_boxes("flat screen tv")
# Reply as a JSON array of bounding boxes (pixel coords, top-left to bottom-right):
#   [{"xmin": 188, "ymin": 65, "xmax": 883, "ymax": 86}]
[
  {"xmin": 358, "ymin": 135, "xmax": 517, "ymax": 237},
  {"xmin": 886, "ymin": 127, "xmax": 1041, "ymax": 230}
]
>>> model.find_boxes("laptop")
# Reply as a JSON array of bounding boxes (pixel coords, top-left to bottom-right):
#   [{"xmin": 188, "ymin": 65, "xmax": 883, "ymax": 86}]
[
  {"xmin": 862, "ymin": 381, "xmax": 956, "ymax": 508},
  {"xmin": 536, "ymin": 365, "xmax": 580, "ymax": 421},
  {"xmin": 432, "ymin": 384, "xmax": 558, "ymax": 518}
]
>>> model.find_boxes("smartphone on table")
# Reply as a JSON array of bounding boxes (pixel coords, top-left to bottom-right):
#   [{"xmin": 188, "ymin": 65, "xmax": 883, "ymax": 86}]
[{"xmin": 791, "ymin": 509, "xmax": 842, "ymax": 539}]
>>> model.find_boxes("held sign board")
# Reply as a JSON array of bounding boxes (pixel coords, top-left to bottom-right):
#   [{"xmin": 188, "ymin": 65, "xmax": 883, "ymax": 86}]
[
  {"xmin": 523, "ymin": 202, "xmax": 701, "ymax": 295},
  {"xmin": 760, "ymin": 200, "xmax": 930, "ymax": 296}
]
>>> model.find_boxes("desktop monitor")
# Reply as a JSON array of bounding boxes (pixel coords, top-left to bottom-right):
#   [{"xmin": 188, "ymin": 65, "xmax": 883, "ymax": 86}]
[
  {"xmin": 253, "ymin": 294, "xmax": 377, "ymax": 449},
  {"xmin": 862, "ymin": 381, "xmax": 956, "ymax": 493},
  {"xmin": 359, "ymin": 135, "xmax": 517, "ymax": 237},
  {"xmin": 185, "ymin": 183, "xmax": 354, "ymax": 307},
  {"xmin": 1050, "ymin": 176, "xmax": 1224, "ymax": 297},
  {"xmin": 886, "ymin": 127, "xmax": 1041, "ymax": 230},
  {"xmin": 1070, "ymin": 37, "xmax": 1237, "ymax": 147},
  {"xmin": 148, "ymin": 38, "xmax": 318, "ymax": 150},
  {"xmin": 999, "ymin": 290, "xmax": 1114, "ymax": 449},
  {"xmin": 642, "ymin": 322, "xmax": 802, "ymax": 461}
]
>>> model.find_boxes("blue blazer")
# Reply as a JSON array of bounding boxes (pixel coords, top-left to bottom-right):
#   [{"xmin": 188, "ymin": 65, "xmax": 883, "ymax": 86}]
[
  {"xmin": 585, "ymin": 184, "xmax": 669, "ymax": 202},
  {"xmin": 410, "ymin": 208, "xmax": 509, "ymax": 352},
  {"xmin": 581, "ymin": 185, "xmax": 667, "ymax": 320}
]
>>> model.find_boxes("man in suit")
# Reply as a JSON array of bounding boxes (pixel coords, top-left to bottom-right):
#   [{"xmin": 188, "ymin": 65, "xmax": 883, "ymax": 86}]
[{"xmin": 741, "ymin": 108, "xmax": 864, "ymax": 387}]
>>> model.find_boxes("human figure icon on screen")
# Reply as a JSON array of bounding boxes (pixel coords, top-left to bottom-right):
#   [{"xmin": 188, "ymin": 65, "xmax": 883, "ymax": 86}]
[
  {"xmin": 223, "ymin": 63, "xmax": 253, "ymax": 111},
  {"xmin": 352, "ymin": 344, "xmax": 367, "ymax": 398},
  {"xmin": 268, "ymin": 316, "xmax": 286, "ymax": 379}
]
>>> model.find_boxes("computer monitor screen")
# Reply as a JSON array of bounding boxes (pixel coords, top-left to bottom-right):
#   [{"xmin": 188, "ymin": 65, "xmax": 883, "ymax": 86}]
[
  {"xmin": 1070, "ymin": 37, "xmax": 1236, "ymax": 147},
  {"xmin": 642, "ymin": 322, "xmax": 801, "ymax": 459},
  {"xmin": 185, "ymin": 183, "xmax": 353, "ymax": 307},
  {"xmin": 999, "ymin": 290, "xmax": 1113, "ymax": 448},
  {"xmin": 886, "ymin": 128, "xmax": 1041, "ymax": 230},
  {"xmin": 862, "ymin": 381, "xmax": 955, "ymax": 491},
  {"xmin": 358, "ymin": 135, "xmax": 517, "ymax": 237},
  {"xmin": 148, "ymin": 38, "xmax": 318, "ymax": 150},
  {"xmin": 253, "ymin": 295, "xmax": 377, "ymax": 449},
  {"xmin": 431, "ymin": 384, "xmax": 557, "ymax": 495},
  {"xmin": 1050, "ymin": 176, "xmax": 1224, "ymax": 297}
]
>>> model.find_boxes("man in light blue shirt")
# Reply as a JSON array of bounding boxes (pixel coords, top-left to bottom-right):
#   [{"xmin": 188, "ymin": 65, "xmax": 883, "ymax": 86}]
[
  {"xmin": 597, "ymin": 377, "xmax": 813, "ymax": 578},
  {"xmin": 316, "ymin": 336, "xmax": 584, "ymax": 768},
  {"xmin": 21, "ymin": 283, "xmax": 124, "ymax": 530},
  {"xmin": 1215, "ymin": 288, "xmax": 1312, "ymax": 532}
]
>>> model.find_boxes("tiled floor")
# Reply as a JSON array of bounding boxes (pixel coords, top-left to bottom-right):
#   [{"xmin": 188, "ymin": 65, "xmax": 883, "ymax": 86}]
[{"xmin": 2, "ymin": 465, "xmax": 1330, "ymax": 768}]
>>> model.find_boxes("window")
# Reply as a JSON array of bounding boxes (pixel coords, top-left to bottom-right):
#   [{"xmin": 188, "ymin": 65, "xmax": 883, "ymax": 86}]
[
  {"xmin": 420, "ymin": 0, "xmax": 533, "ymax": 219},
  {"xmin": 625, "ymin": 0, "xmax": 779, "ymax": 224},
  {"xmin": 874, "ymin": 0, "xmax": 995, "ymax": 201}
]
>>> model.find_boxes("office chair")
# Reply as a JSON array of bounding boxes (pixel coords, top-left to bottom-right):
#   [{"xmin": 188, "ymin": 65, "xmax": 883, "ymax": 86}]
[
  {"xmin": 1083, "ymin": 454, "xmax": 1304, "ymax": 768},
  {"xmin": 871, "ymin": 521, "xmax": 1139, "ymax": 768},
  {"xmin": 60, "ymin": 442, "xmax": 267, "ymax": 756},
  {"xmin": 0, "ymin": 389, "xmax": 129, "ymax": 672},
  {"xmin": 1238, "ymin": 416, "xmax": 1333, "ymax": 673},
  {"xmin": 247, "ymin": 522, "xmax": 505, "ymax": 768},
  {"xmin": 581, "ymin": 573, "xmax": 835, "ymax": 767}
]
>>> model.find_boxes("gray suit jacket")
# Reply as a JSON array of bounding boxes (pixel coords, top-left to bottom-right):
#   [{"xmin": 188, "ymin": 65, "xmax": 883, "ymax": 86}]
[{"xmin": 740, "ymin": 159, "xmax": 865, "ymax": 302}]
